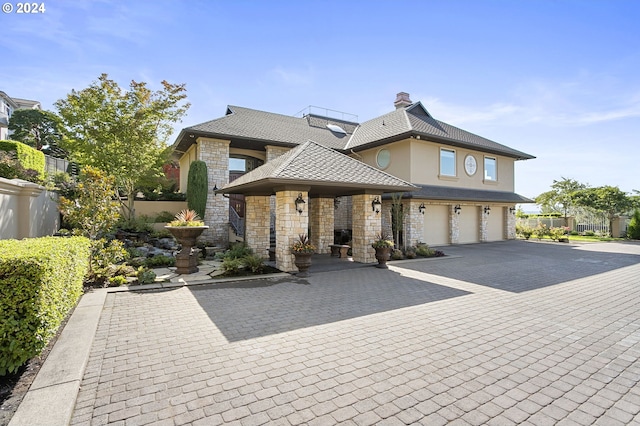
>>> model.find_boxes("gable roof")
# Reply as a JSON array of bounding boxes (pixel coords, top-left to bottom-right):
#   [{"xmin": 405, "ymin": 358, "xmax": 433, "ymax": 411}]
[
  {"xmin": 347, "ymin": 102, "xmax": 534, "ymax": 160},
  {"xmin": 219, "ymin": 140, "xmax": 416, "ymax": 196},
  {"xmin": 173, "ymin": 100, "xmax": 535, "ymax": 161}
]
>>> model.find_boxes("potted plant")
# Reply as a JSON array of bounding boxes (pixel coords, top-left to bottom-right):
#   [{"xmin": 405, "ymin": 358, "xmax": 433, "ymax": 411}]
[
  {"xmin": 165, "ymin": 209, "xmax": 209, "ymax": 274},
  {"xmin": 371, "ymin": 233, "xmax": 394, "ymax": 269},
  {"xmin": 290, "ymin": 234, "xmax": 316, "ymax": 277}
]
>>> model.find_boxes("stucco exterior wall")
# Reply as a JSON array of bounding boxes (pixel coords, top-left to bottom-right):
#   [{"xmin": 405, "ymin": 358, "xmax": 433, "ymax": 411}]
[
  {"xmin": 178, "ymin": 144, "xmax": 198, "ymax": 193},
  {"xmin": 0, "ymin": 178, "xmax": 59, "ymax": 239},
  {"xmin": 358, "ymin": 138, "xmax": 516, "ymax": 192}
]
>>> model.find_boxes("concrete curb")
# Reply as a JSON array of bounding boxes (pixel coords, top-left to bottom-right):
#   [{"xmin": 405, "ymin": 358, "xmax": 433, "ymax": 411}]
[{"xmin": 9, "ymin": 289, "xmax": 108, "ymax": 426}]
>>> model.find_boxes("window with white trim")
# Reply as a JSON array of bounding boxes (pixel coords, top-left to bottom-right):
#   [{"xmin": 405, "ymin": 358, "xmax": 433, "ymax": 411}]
[
  {"xmin": 440, "ymin": 148, "xmax": 456, "ymax": 176},
  {"xmin": 484, "ymin": 156, "xmax": 497, "ymax": 181}
]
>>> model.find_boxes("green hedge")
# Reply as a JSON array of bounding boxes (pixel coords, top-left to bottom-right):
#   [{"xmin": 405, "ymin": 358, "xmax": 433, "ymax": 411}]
[
  {"xmin": 0, "ymin": 236, "xmax": 91, "ymax": 375},
  {"xmin": 0, "ymin": 139, "xmax": 45, "ymax": 179}
]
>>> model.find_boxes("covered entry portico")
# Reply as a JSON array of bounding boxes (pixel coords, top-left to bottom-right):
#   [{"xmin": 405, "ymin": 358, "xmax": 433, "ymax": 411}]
[{"xmin": 218, "ymin": 141, "xmax": 415, "ymax": 272}]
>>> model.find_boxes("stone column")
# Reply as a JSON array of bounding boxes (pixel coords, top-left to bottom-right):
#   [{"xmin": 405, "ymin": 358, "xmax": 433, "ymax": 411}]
[
  {"xmin": 266, "ymin": 145, "xmax": 291, "ymax": 239},
  {"xmin": 505, "ymin": 207, "xmax": 516, "ymax": 239},
  {"xmin": 405, "ymin": 200, "xmax": 425, "ymax": 246},
  {"xmin": 245, "ymin": 195, "xmax": 271, "ymax": 258},
  {"xmin": 381, "ymin": 202, "xmax": 393, "ymax": 241},
  {"xmin": 480, "ymin": 205, "xmax": 489, "ymax": 242},
  {"xmin": 352, "ymin": 193, "xmax": 381, "ymax": 264},
  {"xmin": 449, "ymin": 204, "xmax": 460, "ymax": 244},
  {"xmin": 310, "ymin": 197, "xmax": 334, "ymax": 254},
  {"xmin": 197, "ymin": 137, "xmax": 230, "ymax": 247},
  {"xmin": 275, "ymin": 189, "xmax": 309, "ymax": 272}
]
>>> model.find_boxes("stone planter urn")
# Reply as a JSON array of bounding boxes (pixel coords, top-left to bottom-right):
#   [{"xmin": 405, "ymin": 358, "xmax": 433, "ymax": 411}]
[
  {"xmin": 293, "ymin": 252, "xmax": 312, "ymax": 277},
  {"xmin": 373, "ymin": 246, "xmax": 391, "ymax": 269},
  {"xmin": 165, "ymin": 226, "xmax": 209, "ymax": 274}
]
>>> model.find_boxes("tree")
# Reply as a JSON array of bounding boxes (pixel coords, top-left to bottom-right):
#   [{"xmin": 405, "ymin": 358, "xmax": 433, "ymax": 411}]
[
  {"xmin": 55, "ymin": 73, "xmax": 190, "ymax": 221},
  {"xmin": 572, "ymin": 186, "xmax": 632, "ymax": 235},
  {"xmin": 7, "ymin": 109, "xmax": 64, "ymax": 153},
  {"xmin": 186, "ymin": 160, "xmax": 208, "ymax": 220},
  {"xmin": 390, "ymin": 192, "xmax": 406, "ymax": 249},
  {"xmin": 535, "ymin": 177, "xmax": 586, "ymax": 222}
]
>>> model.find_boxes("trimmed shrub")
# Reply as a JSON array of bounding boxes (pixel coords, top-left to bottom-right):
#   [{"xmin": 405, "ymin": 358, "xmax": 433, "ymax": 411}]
[
  {"xmin": 186, "ymin": 160, "xmax": 208, "ymax": 220},
  {"xmin": 627, "ymin": 209, "xmax": 640, "ymax": 240},
  {"xmin": 0, "ymin": 139, "xmax": 45, "ymax": 180},
  {"xmin": 0, "ymin": 236, "xmax": 91, "ymax": 375}
]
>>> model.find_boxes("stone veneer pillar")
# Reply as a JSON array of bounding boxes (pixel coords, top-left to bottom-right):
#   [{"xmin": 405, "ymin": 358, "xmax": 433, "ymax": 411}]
[
  {"xmin": 275, "ymin": 189, "xmax": 309, "ymax": 272},
  {"xmin": 505, "ymin": 207, "xmax": 516, "ymax": 239},
  {"xmin": 266, "ymin": 145, "xmax": 292, "ymax": 237},
  {"xmin": 405, "ymin": 200, "xmax": 425, "ymax": 246},
  {"xmin": 197, "ymin": 137, "xmax": 230, "ymax": 247},
  {"xmin": 449, "ymin": 204, "xmax": 460, "ymax": 244},
  {"xmin": 310, "ymin": 197, "xmax": 334, "ymax": 254},
  {"xmin": 381, "ymin": 202, "xmax": 393, "ymax": 241},
  {"xmin": 480, "ymin": 205, "xmax": 489, "ymax": 242},
  {"xmin": 351, "ymin": 194, "xmax": 382, "ymax": 264},
  {"xmin": 245, "ymin": 195, "xmax": 271, "ymax": 258}
]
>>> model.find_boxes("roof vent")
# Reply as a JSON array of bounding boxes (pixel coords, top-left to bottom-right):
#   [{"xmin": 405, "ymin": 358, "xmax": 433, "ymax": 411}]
[
  {"xmin": 394, "ymin": 92, "xmax": 412, "ymax": 109},
  {"xmin": 326, "ymin": 123, "xmax": 346, "ymax": 134}
]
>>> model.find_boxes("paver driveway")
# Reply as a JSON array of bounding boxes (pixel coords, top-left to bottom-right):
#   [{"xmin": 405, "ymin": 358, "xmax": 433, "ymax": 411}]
[{"xmin": 70, "ymin": 241, "xmax": 640, "ymax": 425}]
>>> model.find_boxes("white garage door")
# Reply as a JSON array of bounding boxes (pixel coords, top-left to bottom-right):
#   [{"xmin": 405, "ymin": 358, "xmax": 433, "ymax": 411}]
[
  {"xmin": 424, "ymin": 205, "xmax": 449, "ymax": 246},
  {"xmin": 487, "ymin": 207, "xmax": 504, "ymax": 241},
  {"xmin": 459, "ymin": 206, "xmax": 479, "ymax": 244}
]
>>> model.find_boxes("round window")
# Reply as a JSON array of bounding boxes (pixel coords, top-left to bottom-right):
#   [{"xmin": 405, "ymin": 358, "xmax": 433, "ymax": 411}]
[{"xmin": 376, "ymin": 149, "xmax": 391, "ymax": 169}]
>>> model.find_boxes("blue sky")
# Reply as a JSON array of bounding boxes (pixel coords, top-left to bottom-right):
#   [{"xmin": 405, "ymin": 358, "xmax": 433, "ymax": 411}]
[{"xmin": 2, "ymin": 0, "xmax": 639, "ymax": 201}]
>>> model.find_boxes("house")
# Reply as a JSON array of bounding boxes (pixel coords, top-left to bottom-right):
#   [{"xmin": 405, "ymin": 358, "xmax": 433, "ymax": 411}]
[
  {"xmin": 0, "ymin": 91, "xmax": 41, "ymax": 140},
  {"xmin": 171, "ymin": 92, "xmax": 535, "ymax": 272}
]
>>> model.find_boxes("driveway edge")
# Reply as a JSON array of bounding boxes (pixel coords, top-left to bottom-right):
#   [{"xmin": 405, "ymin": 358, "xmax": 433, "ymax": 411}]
[{"xmin": 9, "ymin": 289, "xmax": 108, "ymax": 426}]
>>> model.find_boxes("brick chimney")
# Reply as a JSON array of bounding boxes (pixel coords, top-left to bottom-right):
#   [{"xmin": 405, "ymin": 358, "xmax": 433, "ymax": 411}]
[{"xmin": 394, "ymin": 92, "xmax": 412, "ymax": 109}]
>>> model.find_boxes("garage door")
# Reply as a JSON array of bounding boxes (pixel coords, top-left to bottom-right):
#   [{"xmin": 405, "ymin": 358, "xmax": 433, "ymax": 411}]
[
  {"xmin": 459, "ymin": 206, "xmax": 479, "ymax": 244},
  {"xmin": 424, "ymin": 205, "xmax": 448, "ymax": 246},
  {"xmin": 487, "ymin": 207, "xmax": 504, "ymax": 241}
]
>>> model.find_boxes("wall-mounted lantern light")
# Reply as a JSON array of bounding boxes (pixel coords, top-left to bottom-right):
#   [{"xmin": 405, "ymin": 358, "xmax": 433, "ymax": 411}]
[
  {"xmin": 454, "ymin": 204, "xmax": 461, "ymax": 215},
  {"xmin": 334, "ymin": 196, "xmax": 341, "ymax": 210},
  {"xmin": 294, "ymin": 193, "xmax": 306, "ymax": 214},
  {"xmin": 509, "ymin": 206, "xmax": 516, "ymax": 214},
  {"xmin": 484, "ymin": 206, "xmax": 491, "ymax": 215},
  {"xmin": 371, "ymin": 196, "xmax": 382, "ymax": 214},
  {"xmin": 418, "ymin": 203, "xmax": 426, "ymax": 215}
]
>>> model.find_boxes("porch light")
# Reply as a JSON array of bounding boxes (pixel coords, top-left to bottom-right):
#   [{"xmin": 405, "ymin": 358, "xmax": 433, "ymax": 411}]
[
  {"xmin": 371, "ymin": 196, "xmax": 382, "ymax": 214},
  {"xmin": 509, "ymin": 206, "xmax": 516, "ymax": 214},
  {"xmin": 294, "ymin": 193, "xmax": 306, "ymax": 214},
  {"xmin": 454, "ymin": 204, "xmax": 461, "ymax": 215},
  {"xmin": 484, "ymin": 206, "xmax": 491, "ymax": 215},
  {"xmin": 418, "ymin": 203, "xmax": 426, "ymax": 215}
]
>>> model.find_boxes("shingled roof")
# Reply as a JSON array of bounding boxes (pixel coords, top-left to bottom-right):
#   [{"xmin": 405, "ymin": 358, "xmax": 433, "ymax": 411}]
[
  {"xmin": 173, "ymin": 106, "xmax": 355, "ymax": 154},
  {"xmin": 219, "ymin": 140, "xmax": 416, "ymax": 196},
  {"xmin": 172, "ymin": 100, "xmax": 535, "ymax": 161},
  {"xmin": 396, "ymin": 184, "xmax": 534, "ymax": 203},
  {"xmin": 347, "ymin": 102, "xmax": 534, "ymax": 160}
]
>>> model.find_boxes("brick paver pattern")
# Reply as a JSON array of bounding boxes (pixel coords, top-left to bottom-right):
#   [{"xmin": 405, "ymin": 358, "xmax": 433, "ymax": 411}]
[{"xmin": 70, "ymin": 241, "xmax": 640, "ymax": 425}]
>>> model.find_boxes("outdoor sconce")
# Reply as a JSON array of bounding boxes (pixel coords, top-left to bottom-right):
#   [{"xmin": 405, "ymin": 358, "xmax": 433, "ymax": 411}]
[
  {"xmin": 418, "ymin": 203, "xmax": 426, "ymax": 215},
  {"xmin": 454, "ymin": 204, "xmax": 461, "ymax": 215},
  {"xmin": 334, "ymin": 196, "xmax": 341, "ymax": 210},
  {"xmin": 294, "ymin": 193, "xmax": 306, "ymax": 214},
  {"xmin": 371, "ymin": 196, "xmax": 382, "ymax": 214},
  {"xmin": 509, "ymin": 206, "xmax": 516, "ymax": 214},
  {"xmin": 212, "ymin": 182, "xmax": 218, "ymax": 194},
  {"xmin": 484, "ymin": 206, "xmax": 491, "ymax": 215}
]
